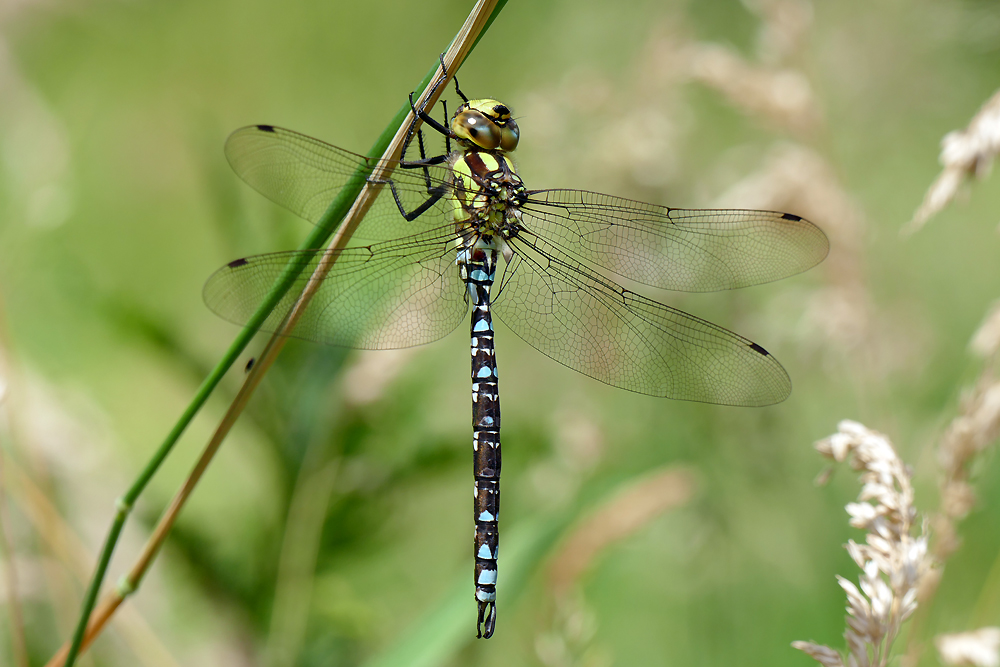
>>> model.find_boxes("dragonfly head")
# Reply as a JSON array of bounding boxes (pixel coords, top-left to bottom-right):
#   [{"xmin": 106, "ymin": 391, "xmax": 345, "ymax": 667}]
[{"xmin": 452, "ymin": 99, "xmax": 519, "ymax": 153}]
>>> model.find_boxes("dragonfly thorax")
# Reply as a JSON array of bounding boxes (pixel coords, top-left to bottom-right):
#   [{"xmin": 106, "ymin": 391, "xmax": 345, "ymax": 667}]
[{"xmin": 451, "ymin": 149, "xmax": 526, "ymax": 246}]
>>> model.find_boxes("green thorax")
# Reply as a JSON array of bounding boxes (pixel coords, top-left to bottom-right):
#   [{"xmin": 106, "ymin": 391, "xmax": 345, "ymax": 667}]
[{"xmin": 450, "ymin": 150, "xmax": 525, "ymax": 235}]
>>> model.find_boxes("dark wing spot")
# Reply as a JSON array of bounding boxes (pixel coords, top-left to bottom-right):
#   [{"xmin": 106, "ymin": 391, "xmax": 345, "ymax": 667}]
[
  {"xmin": 227, "ymin": 258, "xmax": 250, "ymax": 268},
  {"xmin": 780, "ymin": 212, "xmax": 802, "ymax": 221},
  {"xmin": 256, "ymin": 124, "xmax": 277, "ymax": 133},
  {"xmin": 748, "ymin": 342, "xmax": 770, "ymax": 356}
]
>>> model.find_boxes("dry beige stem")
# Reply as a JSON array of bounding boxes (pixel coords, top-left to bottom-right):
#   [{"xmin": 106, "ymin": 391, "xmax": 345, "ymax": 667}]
[
  {"xmin": 936, "ymin": 628, "xmax": 1000, "ymax": 667},
  {"xmin": 794, "ymin": 421, "xmax": 932, "ymax": 667},
  {"xmin": 547, "ymin": 467, "xmax": 696, "ymax": 596},
  {"xmin": 905, "ymin": 88, "xmax": 1000, "ymax": 234}
]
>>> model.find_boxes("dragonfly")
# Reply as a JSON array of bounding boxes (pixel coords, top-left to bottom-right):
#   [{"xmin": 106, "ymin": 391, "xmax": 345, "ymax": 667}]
[{"xmin": 203, "ymin": 77, "xmax": 829, "ymax": 639}]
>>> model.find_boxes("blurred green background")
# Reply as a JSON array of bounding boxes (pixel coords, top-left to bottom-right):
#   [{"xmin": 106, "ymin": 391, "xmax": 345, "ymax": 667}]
[{"xmin": 1, "ymin": 0, "xmax": 999, "ymax": 665}]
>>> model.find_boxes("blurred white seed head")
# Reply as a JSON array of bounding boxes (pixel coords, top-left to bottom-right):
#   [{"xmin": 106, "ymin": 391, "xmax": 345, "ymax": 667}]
[
  {"xmin": 905, "ymin": 88, "xmax": 1000, "ymax": 233},
  {"xmin": 792, "ymin": 641, "xmax": 845, "ymax": 667},
  {"xmin": 936, "ymin": 628, "xmax": 1000, "ymax": 667},
  {"xmin": 971, "ymin": 302, "xmax": 1000, "ymax": 358}
]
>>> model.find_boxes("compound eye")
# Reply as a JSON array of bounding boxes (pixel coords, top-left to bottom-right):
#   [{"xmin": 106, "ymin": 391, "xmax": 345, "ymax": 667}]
[
  {"xmin": 499, "ymin": 119, "xmax": 519, "ymax": 151},
  {"xmin": 454, "ymin": 110, "xmax": 501, "ymax": 150}
]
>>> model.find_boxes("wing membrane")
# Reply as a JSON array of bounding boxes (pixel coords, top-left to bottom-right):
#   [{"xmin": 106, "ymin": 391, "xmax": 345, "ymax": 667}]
[
  {"xmin": 493, "ymin": 231, "xmax": 791, "ymax": 405},
  {"xmin": 224, "ymin": 125, "xmax": 458, "ymax": 241},
  {"xmin": 522, "ymin": 189, "xmax": 829, "ymax": 292},
  {"xmin": 203, "ymin": 226, "xmax": 467, "ymax": 349}
]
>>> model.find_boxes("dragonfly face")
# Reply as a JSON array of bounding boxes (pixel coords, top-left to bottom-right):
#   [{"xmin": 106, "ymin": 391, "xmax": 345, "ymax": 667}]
[{"xmin": 206, "ymin": 87, "xmax": 829, "ymax": 640}]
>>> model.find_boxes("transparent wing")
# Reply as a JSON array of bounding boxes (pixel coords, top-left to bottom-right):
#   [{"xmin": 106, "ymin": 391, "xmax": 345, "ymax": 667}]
[
  {"xmin": 224, "ymin": 124, "xmax": 458, "ymax": 241},
  {"xmin": 522, "ymin": 189, "xmax": 829, "ymax": 292},
  {"xmin": 203, "ymin": 226, "xmax": 468, "ymax": 349},
  {"xmin": 493, "ymin": 231, "xmax": 791, "ymax": 406}
]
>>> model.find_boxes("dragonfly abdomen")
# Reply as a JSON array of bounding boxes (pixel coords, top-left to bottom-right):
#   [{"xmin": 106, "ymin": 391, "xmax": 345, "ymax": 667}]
[{"xmin": 462, "ymin": 241, "xmax": 501, "ymax": 639}]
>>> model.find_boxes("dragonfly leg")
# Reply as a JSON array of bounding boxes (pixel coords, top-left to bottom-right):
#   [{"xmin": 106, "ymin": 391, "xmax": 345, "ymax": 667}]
[
  {"xmin": 444, "ymin": 52, "xmax": 470, "ymax": 103},
  {"xmin": 394, "ymin": 123, "xmax": 453, "ymax": 220},
  {"xmin": 401, "ymin": 151, "xmax": 449, "ymax": 203},
  {"xmin": 411, "ymin": 93, "xmax": 453, "ymax": 139},
  {"xmin": 442, "ymin": 99, "xmax": 452, "ymax": 154},
  {"xmin": 369, "ymin": 174, "xmax": 448, "ymax": 222},
  {"xmin": 399, "ymin": 116, "xmax": 427, "ymax": 165}
]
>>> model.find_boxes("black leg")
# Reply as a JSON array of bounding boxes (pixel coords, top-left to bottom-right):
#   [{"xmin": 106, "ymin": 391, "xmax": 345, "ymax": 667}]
[
  {"xmin": 369, "ymin": 174, "xmax": 448, "ymax": 222},
  {"xmin": 401, "ymin": 91, "xmax": 426, "ymax": 162},
  {"xmin": 442, "ymin": 99, "xmax": 452, "ymax": 154},
  {"xmin": 417, "ymin": 124, "xmax": 428, "ymax": 162},
  {"xmin": 400, "ymin": 151, "xmax": 448, "ymax": 198},
  {"xmin": 453, "ymin": 72, "xmax": 469, "ymax": 104},
  {"xmin": 416, "ymin": 105, "xmax": 453, "ymax": 138}
]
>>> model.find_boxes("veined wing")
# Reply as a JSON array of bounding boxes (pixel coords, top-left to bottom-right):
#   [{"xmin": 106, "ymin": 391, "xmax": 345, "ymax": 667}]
[
  {"xmin": 225, "ymin": 125, "xmax": 458, "ymax": 241},
  {"xmin": 493, "ymin": 232, "xmax": 790, "ymax": 406},
  {"xmin": 521, "ymin": 189, "xmax": 829, "ymax": 292},
  {"xmin": 203, "ymin": 225, "xmax": 468, "ymax": 349}
]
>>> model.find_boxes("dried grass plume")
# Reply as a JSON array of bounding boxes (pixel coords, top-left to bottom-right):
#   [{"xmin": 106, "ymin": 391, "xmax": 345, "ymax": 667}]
[
  {"xmin": 936, "ymin": 628, "xmax": 1000, "ymax": 667},
  {"xmin": 793, "ymin": 420, "xmax": 933, "ymax": 667},
  {"xmin": 905, "ymin": 88, "xmax": 1000, "ymax": 234}
]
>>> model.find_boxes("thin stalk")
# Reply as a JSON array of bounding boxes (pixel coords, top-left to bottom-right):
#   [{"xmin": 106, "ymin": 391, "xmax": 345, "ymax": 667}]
[{"xmin": 53, "ymin": 2, "xmax": 507, "ymax": 665}]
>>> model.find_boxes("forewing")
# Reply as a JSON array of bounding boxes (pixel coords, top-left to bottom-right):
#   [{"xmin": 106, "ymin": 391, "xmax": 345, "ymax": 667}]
[
  {"xmin": 224, "ymin": 125, "xmax": 456, "ymax": 241},
  {"xmin": 522, "ymin": 189, "xmax": 829, "ymax": 292},
  {"xmin": 203, "ymin": 226, "xmax": 468, "ymax": 349},
  {"xmin": 492, "ymin": 233, "xmax": 791, "ymax": 406}
]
